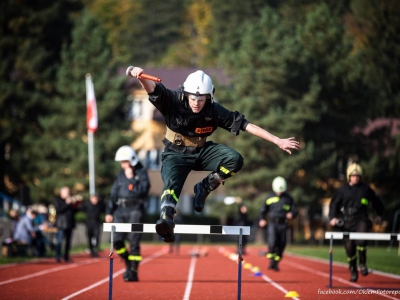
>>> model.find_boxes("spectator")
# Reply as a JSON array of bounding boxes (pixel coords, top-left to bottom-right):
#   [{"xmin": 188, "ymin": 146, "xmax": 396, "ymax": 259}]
[
  {"xmin": 54, "ymin": 186, "xmax": 78, "ymax": 263},
  {"xmin": 13, "ymin": 207, "xmax": 47, "ymax": 256},
  {"xmin": 81, "ymin": 194, "xmax": 105, "ymax": 257},
  {"xmin": 235, "ymin": 202, "xmax": 251, "ymax": 255},
  {"xmin": 8, "ymin": 208, "xmax": 20, "ymax": 238}
]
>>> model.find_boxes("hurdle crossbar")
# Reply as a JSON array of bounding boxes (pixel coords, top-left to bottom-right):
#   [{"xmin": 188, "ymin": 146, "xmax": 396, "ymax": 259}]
[
  {"xmin": 104, "ymin": 223, "xmax": 250, "ymax": 300},
  {"xmin": 324, "ymin": 231, "xmax": 400, "ymax": 288},
  {"xmin": 103, "ymin": 223, "xmax": 250, "ymax": 235},
  {"xmin": 325, "ymin": 232, "xmax": 400, "ymax": 241}
]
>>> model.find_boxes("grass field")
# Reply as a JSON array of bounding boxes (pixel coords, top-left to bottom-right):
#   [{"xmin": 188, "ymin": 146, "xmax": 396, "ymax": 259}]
[{"xmin": 286, "ymin": 245, "xmax": 400, "ymax": 275}]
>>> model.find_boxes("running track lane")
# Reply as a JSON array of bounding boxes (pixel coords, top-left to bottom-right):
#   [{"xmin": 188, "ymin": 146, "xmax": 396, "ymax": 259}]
[{"xmin": 1, "ymin": 245, "xmax": 399, "ymax": 299}]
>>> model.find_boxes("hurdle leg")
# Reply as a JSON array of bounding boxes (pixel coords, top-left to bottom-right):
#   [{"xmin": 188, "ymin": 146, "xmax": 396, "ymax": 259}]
[
  {"xmin": 237, "ymin": 228, "xmax": 243, "ymax": 300},
  {"xmin": 329, "ymin": 234, "xmax": 333, "ymax": 288},
  {"xmin": 108, "ymin": 225, "xmax": 115, "ymax": 300}
]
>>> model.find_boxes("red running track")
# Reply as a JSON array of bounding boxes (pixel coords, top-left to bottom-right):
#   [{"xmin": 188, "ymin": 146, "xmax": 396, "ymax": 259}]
[{"xmin": 0, "ymin": 244, "xmax": 399, "ymax": 300}]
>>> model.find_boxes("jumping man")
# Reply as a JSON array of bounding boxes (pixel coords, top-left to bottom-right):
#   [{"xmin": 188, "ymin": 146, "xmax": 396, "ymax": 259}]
[{"xmin": 128, "ymin": 67, "xmax": 300, "ymax": 243}]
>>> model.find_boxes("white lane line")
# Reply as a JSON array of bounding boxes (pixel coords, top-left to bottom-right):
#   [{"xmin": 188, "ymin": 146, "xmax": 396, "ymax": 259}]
[
  {"xmin": 286, "ymin": 252, "xmax": 400, "ymax": 280},
  {"xmin": 0, "ymin": 259, "xmax": 99, "ymax": 286},
  {"xmin": 285, "ymin": 260, "xmax": 399, "ymax": 300},
  {"xmin": 217, "ymin": 247, "xmax": 299, "ymax": 300},
  {"xmin": 182, "ymin": 248, "xmax": 198, "ymax": 300},
  {"xmin": 61, "ymin": 248, "xmax": 168, "ymax": 300},
  {"xmin": 260, "ymin": 274, "xmax": 300, "ymax": 300}
]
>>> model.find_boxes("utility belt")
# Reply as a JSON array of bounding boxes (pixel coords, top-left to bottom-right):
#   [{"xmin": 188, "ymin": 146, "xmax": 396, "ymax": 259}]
[
  {"xmin": 341, "ymin": 207, "xmax": 363, "ymax": 221},
  {"xmin": 165, "ymin": 127, "xmax": 207, "ymax": 148},
  {"xmin": 270, "ymin": 217, "xmax": 287, "ymax": 224},
  {"xmin": 116, "ymin": 198, "xmax": 143, "ymax": 207}
]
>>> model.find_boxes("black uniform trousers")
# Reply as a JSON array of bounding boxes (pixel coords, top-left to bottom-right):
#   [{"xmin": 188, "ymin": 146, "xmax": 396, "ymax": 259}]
[
  {"xmin": 113, "ymin": 206, "xmax": 144, "ymax": 255},
  {"xmin": 86, "ymin": 221, "xmax": 101, "ymax": 255},
  {"xmin": 343, "ymin": 217, "xmax": 368, "ymax": 260},
  {"xmin": 267, "ymin": 221, "xmax": 287, "ymax": 259},
  {"xmin": 160, "ymin": 141, "xmax": 244, "ymax": 204}
]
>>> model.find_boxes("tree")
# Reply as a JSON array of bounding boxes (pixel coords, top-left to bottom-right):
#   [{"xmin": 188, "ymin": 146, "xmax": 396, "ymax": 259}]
[
  {"xmin": 214, "ymin": 0, "xmax": 400, "ymax": 215},
  {"xmin": 26, "ymin": 9, "xmax": 134, "ymax": 202},
  {"xmin": 0, "ymin": 0, "xmax": 83, "ymax": 197},
  {"xmin": 86, "ymin": 0, "xmax": 185, "ymax": 65}
]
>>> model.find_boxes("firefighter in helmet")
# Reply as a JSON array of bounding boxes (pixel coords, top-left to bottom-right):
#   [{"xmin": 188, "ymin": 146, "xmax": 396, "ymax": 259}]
[
  {"xmin": 259, "ymin": 176, "xmax": 298, "ymax": 271},
  {"xmin": 329, "ymin": 163, "xmax": 384, "ymax": 282},
  {"xmin": 127, "ymin": 67, "xmax": 300, "ymax": 243},
  {"xmin": 105, "ymin": 146, "xmax": 150, "ymax": 282}
]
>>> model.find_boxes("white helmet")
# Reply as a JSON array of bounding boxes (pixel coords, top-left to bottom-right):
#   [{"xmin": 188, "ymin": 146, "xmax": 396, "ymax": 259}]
[
  {"xmin": 183, "ymin": 70, "xmax": 214, "ymax": 101},
  {"xmin": 115, "ymin": 146, "xmax": 139, "ymax": 166},
  {"xmin": 346, "ymin": 163, "xmax": 363, "ymax": 181},
  {"xmin": 272, "ymin": 176, "xmax": 287, "ymax": 193}
]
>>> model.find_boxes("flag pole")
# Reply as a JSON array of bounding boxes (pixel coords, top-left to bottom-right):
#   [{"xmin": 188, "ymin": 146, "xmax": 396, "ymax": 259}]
[
  {"xmin": 88, "ymin": 130, "xmax": 95, "ymax": 195},
  {"xmin": 86, "ymin": 73, "xmax": 97, "ymax": 195}
]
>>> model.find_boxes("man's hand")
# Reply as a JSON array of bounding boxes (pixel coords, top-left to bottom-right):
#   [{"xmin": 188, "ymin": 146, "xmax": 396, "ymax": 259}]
[
  {"xmin": 259, "ymin": 219, "xmax": 267, "ymax": 227},
  {"xmin": 124, "ymin": 167, "xmax": 133, "ymax": 179},
  {"xmin": 329, "ymin": 218, "xmax": 338, "ymax": 227},
  {"xmin": 286, "ymin": 212, "xmax": 293, "ymax": 220},
  {"xmin": 105, "ymin": 215, "xmax": 113, "ymax": 223},
  {"xmin": 65, "ymin": 196, "xmax": 72, "ymax": 204},
  {"xmin": 277, "ymin": 137, "xmax": 300, "ymax": 154}
]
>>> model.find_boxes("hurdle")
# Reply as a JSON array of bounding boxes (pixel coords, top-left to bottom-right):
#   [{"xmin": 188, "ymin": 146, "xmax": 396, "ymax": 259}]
[
  {"xmin": 325, "ymin": 231, "xmax": 400, "ymax": 287},
  {"xmin": 104, "ymin": 223, "xmax": 250, "ymax": 300}
]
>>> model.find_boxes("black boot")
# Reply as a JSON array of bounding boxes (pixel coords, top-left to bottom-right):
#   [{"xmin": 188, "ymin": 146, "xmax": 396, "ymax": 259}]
[
  {"xmin": 268, "ymin": 258, "xmax": 275, "ymax": 270},
  {"xmin": 359, "ymin": 250, "xmax": 368, "ymax": 276},
  {"xmin": 193, "ymin": 172, "xmax": 223, "ymax": 212},
  {"xmin": 124, "ymin": 261, "xmax": 139, "ymax": 282},
  {"xmin": 156, "ymin": 206, "xmax": 176, "ymax": 243},
  {"xmin": 349, "ymin": 259, "xmax": 358, "ymax": 282}
]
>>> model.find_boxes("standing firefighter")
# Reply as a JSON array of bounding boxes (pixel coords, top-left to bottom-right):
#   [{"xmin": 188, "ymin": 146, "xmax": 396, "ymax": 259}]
[
  {"xmin": 259, "ymin": 176, "xmax": 297, "ymax": 271},
  {"xmin": 127, "ymin": 67, "xmax": 300, "ymax": 243},
  {"xmin": 329, "ymin": 163, "xmax": 384, "ymax": 282},
  {"xmin": 105, "ymin": 146, "xmax": 150, "ymax": 282}
]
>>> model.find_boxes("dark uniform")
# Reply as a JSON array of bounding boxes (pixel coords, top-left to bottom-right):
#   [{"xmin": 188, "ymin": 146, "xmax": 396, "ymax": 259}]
[
  {"xmin": 106, "ymin": 163, "xmax": 150, "ymax": 281},
  {"xmin": 81, "ymin": 197, "xmax": 105, "ymax": 257},
  {"xmin": 148, "ymin": 82, "xmax": 247, "ymax": 242},
  {"xmin": 259, "ymin": 192, "xmax": 297, "ymax": 271},
  {"xmin": 329, "ymin": 182, "xmax": 384, "ymax": 280},
  {"xmin": 54, "ymin": 195, "xmax": 78, "ymax": 262}
]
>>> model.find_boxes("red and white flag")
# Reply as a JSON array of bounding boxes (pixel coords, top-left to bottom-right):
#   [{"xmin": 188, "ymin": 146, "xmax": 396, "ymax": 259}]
[{"xmin": 85, "ymin": 74, "xmax": 98, "ymax": 133}]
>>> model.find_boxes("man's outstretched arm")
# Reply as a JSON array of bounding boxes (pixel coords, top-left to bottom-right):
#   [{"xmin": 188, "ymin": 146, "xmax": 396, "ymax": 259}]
[
  {"xmin": 245, "ymin": 123, "xmax": 300, "ymax": 154},
  {"xmin": 127, "ymin": 67, "xmax": 156, "ymax": 94}
]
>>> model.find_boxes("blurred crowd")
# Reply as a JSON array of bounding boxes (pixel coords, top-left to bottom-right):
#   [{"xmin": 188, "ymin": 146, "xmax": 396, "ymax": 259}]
[{"xmin": 1, "ymin": 186, "xmax": 105, "ymax": 261}]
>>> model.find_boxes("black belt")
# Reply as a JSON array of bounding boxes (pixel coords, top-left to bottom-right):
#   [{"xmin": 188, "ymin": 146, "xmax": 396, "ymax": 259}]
[
  {"xmin": 162, "ymin": 138, "xmax": 200, "ymax": 155},
  {"xmin": 270, "ymin": 217, "xmax": 287, "ymax": 224},
  {"xmin": 117, "ymin": 198, "xmax": 142, "ymax": 207}
]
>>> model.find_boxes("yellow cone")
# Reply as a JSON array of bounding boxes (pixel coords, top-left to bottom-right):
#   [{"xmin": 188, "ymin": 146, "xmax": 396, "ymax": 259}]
[
  {"xmin": 285, "ymin": 291, "xmax": 299, "ymax": 298},
  {"xmin": 244, "ymin": 263, "xmax": 252, "ymax": 269}
]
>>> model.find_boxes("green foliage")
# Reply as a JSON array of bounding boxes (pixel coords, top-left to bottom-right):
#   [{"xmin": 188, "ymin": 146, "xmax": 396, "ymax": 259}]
[
  {"xmin": 0, "ymin": 0, "xmax": 83, "ymax": 194},
  {"xmin": 26, "ymin": 9, "xmax": 134, "ymax": 202},
  {"xmin": 213, "ymin": 1, "xmax": 400, "ymax": 214}
]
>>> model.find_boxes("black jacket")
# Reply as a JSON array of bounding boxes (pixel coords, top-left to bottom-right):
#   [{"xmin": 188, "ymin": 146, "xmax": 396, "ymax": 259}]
[
  {"xmin": 329, "ymin": 182, "xmax": 384, "ymax": 221},
  {"xmin": 54, "ymin": 197, "xmax": 77, "ymax": 230},
  {"xmin": 259, "ymin": 192, "xmax": 298, "ymax": 221},
  {"xmin": 81, "ymin": 200, "xmax": 105, "ymax": 225},
  {"xmin": 106, "ymin": 163, "xmax": 150, "ymax": 215}
]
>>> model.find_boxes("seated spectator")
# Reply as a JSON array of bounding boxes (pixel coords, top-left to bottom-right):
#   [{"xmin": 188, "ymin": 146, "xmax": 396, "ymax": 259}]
[
  {"xmin": 8, "ymin": 208, "xmax": 20, "ymax": 238},
  {"xmin": 13, "ymin": 207, "xmax": 47, "ymax": 256}
]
